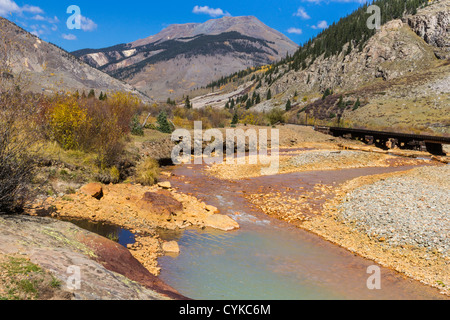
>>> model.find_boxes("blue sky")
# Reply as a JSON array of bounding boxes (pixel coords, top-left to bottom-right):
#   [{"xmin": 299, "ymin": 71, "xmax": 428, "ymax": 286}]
[{"xmin": 1, "ymin": 0, "xmax": 368, "ymax": 52}]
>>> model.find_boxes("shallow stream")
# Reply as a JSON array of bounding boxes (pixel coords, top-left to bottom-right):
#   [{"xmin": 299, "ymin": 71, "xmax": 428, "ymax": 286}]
[{"xmin": 156, "ymin": 162, "xmax": 445, "ymax": 300}]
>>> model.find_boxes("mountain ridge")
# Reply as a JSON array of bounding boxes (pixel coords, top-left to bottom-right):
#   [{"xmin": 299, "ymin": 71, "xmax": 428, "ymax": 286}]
[
  {"xmin": 187, "ymin": 0, "xmax": 450, "ymax": 135},
  {"xmin": 73, "ymin": 16, "xmax": 299, "ymax": 100},
  {"xmin": 0, "ymin": 16, "xmax": 147, "ymax": 100}
]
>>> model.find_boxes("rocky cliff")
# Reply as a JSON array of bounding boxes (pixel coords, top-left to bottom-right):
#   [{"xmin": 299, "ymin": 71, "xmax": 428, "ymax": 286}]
[{"xmin": 407, "ymin": 0, "xmax": 450, "ymax": 58}]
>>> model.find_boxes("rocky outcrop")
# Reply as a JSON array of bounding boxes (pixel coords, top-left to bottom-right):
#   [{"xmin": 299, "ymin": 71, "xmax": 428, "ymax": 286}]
[
  {"xmin": 0, "ymin": 215, "xmax": 184, "ymax": 300},
  {"xmin": 263, "ymin": 19, "xmax": 437, "ymax": 101},
  {"xmin": 406, "ymin": 0, "xmax": 450, "ymax": 57},
  {"xmin": 138, "ymin": 190, "xmax": 184, "ymax": 221}
]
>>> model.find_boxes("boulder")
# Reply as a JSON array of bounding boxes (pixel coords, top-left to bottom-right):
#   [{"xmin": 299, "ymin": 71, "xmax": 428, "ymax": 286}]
[
  {"xmin": 157, "ymin": 181, "xmax": 172, "ymax": 189},
  {"xmin": 204, "ymin": 214, "xmax": 240, "ymax": 231},
  {"xmin": 138, "ymin": 191, "xmax": 183, "ymax": 220},
  {"xmin": 162, "ymin": 241, "xmax": 180, "ymax": 254},
  {"xmin": 80, "ymin": 183, "xmax": 103, "ymax": 200}
]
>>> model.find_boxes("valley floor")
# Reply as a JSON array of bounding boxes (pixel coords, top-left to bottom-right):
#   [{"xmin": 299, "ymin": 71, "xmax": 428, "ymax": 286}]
[{"xmin": 2, "ymin": 124, "xmax": 448, "ymax": 299}]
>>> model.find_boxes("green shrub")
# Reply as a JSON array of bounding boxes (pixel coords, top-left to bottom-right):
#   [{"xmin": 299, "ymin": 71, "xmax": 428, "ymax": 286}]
[{"xmin": 266, "ymin": 108, "xmax": 286, "ymax": 125}]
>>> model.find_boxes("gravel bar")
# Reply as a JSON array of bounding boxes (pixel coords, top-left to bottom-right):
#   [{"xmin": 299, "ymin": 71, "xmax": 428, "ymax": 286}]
[{"xmin": 338, "ymin": 166, "xmax": 450, "ymax": 257}]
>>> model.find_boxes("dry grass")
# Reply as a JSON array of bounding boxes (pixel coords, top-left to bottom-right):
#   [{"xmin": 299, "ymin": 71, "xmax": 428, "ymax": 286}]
[
  {"xmin": 134, "ymin": 157, "xmax": 160, "ymax": 186},
  {"xmin": 0, "ymin": 254, "xmax": 71, "ymax": 300}
]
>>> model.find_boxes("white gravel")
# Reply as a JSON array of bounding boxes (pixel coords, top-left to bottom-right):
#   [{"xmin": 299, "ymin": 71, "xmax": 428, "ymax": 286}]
[
  {"xmin": 338, "ymin": 166, "xmax": 450, "ymax": 256},
  {"xmin": 287, "ymin": 150, "xmax": 366, "ymax": 167}
]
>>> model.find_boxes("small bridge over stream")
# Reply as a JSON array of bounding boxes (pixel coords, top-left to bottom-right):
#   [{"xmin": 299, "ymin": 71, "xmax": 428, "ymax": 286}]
[{"xmin": 314, "ymin": 126, "xmax": 450, "ymax": 155}]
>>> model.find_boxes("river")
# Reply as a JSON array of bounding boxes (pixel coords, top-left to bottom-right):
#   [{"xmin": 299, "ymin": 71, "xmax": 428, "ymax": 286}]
[{"xmin": 156, "ymin": 160, "xmax": 446, "ymax": 300}]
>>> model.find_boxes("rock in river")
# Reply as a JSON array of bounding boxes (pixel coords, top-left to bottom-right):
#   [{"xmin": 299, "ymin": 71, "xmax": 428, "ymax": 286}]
[{"xmin": 204, "ymin": 214, "xmax": 240, "ymax": 231}]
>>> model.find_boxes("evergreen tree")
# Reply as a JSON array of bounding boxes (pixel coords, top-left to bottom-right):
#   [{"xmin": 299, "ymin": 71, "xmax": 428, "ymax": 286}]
[
  {"xmin": 231, "ymin": 112, "xmax": 239, "ymax": 126},
  {"xmin": 267, "ymin": 89, "xmax": 272, "ymax": 100},
  {"xmin": 353, "ymin": 98, "xmax": 361, "ymax": 111},
  {"xmin": 255, "ymin": 94, "xmax": 261, "ymax": 105},
  {"xmin": 88, "ymin": 89, "xmax": 95, "ymax": 99},
  {"xmin": 81, "ymin": 91, "xmax": 87, "ymax": 99},
  {"xmin": 157, "ymin": 111, "xmax": 173, "ymax": 134},
  {"xmin": 245, "ymin": 99, "xmax": 252, "ymax": 110},
  {"xmin": 338, "ymin": 95, "xmax": 345, "ymax": 109},
  {"xmin": 322, "ymin": 88, "xmax": 332, "ymax": 100},
  {"xmin": 99, "ymin": 92, "xmax": 104, "ymax": 101},
  {"xmin": 130, "ymin": 115, "xmax": 144, "ymax": 136},
  {"xmin": 285, "ymin": 99, "xmax": 292, "ymax": 111},
  {"xmin": 185, "ymin": 96, "xmax": 192, "ymax": 109}
]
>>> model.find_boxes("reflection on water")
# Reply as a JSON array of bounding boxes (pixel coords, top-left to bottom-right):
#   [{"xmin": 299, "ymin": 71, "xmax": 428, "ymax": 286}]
[
  {"xmin": 157, "ymin": 162, "xmax": 446, "ymax": 300},
  {"xmin": 60, "ymin": 218, "xmax": 136, "ymax": 248}
]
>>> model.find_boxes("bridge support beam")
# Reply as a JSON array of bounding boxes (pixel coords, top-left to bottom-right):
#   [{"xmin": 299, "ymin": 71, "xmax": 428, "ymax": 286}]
[{"xmin": 425, "ymin": 142, "xmax": 444, "ymax": 156}]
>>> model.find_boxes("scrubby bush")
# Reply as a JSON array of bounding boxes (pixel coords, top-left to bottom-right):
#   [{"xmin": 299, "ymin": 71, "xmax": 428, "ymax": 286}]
[
  {"xmin": 42, "ymin": 91, "xmax": 142, "ymax": 169},
  {"xmin": 135, "ymin": 158, "xmax": 160, "ymax": 186},
  {"xmin": 266, "ymin": 108, "xmax": 286, "ymax": 126},
  {"xmin": 0, "ymin": 93, "xmax": 38, "ymax": 214},
  {"xmin": 47, "ymin": 96, "xmax": 87, "ymax": 150}
]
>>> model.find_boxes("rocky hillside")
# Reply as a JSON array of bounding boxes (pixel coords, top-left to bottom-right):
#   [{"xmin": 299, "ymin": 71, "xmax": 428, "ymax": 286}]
[
  {"xmin": 195, "ymin": 0, "xmax": 450, "ymax": 135},
  {"xmin": 0, "ymin": 17, "xmax": 146, "ymax": 100},
  {"xmin": 73, "ymin": 16, "xmax": 298, "ymax": 100}
]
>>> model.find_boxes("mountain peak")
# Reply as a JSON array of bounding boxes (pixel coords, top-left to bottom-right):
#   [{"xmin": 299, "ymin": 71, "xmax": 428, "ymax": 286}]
[{"xmin": 131, "ymin": 15, "xmax": 296, "ymax": 49}]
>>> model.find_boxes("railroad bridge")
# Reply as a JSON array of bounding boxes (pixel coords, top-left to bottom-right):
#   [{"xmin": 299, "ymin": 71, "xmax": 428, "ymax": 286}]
[{"xmin": 315, "ymin": 126, "xmax": 450, "ymax": 155}]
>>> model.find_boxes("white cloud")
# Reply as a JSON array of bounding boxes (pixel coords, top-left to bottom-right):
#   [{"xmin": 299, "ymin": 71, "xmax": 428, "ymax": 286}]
[
  {"xmin": 0, "ymin": 0, "xmax": 43, "ymax": 17},
  {"xmin": 80, "ymin": 15, "xmax": 97, "ymax": 31},
  {"xmin": 0, "ymin": 0, "xmax": 20, "ymax": 16},
  {"xmin": 193, "ymin": 5, "xmax": 230, "ymax": 18},
  {"xmin": 31, "ymin": 14, "xmax": 44, "ymax": 20},
  {"xmin": 62, "ymin": 33, "xmax": 77, "ymax": 40},
  {"xmin": 287, "ymin": 27, "xmax": 303, "ymax": 35},
  {"xmin": 312, "ymin": 20, "xmax": 328, "ymax": 29},
  {"xmin": 293, "ymin": 7, "xmax": 310, "ymax": 19},
  {"xmin": 32, "ymin": 14, "xmax": 59, "ymax": 24},
  {"xmin": 21, "ymin": 4, "xmax": 43, "ymax": 14}
]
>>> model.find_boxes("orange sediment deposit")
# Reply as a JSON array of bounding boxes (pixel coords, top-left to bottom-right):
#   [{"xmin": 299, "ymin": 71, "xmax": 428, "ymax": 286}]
[{"xmin": 28, "ymin": 182, "xmax": 240, "ymax": 276}]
